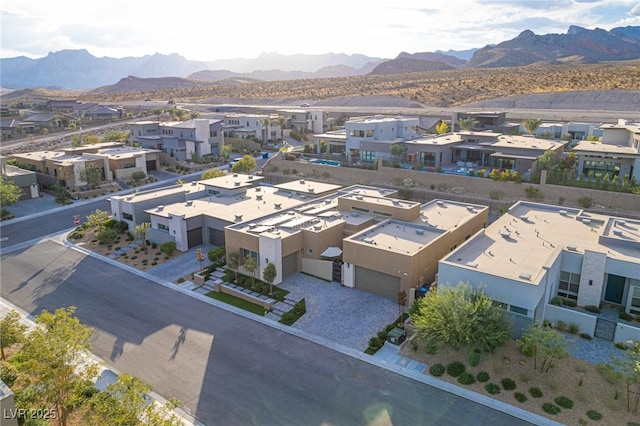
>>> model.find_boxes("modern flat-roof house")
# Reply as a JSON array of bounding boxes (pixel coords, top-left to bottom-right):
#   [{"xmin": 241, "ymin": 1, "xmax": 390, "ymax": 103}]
[
  {"xmin": 130, "ymin": 119, "xmax": 224, "ymax": 160},
  {"xmin": 404, "ymin": 131, "xmax": 566, "ymax": 174},
  {"xmin": 345, "ymin": 115, "xmax": 420, "ymax": 164},
  {"xmin": 0, "ymin": 155, "xmax": 40, "ymax": 199},
  {"xmin": 11, "ymin": 143, "xmax": 159, "ymax": 189},
  {"xmin": 437, "ymin": 201, "xmax": 640, "ymax": 342},
  {"xmin": 114, "ymin": 175, "xmax": 488, "ymax": 299},
  {"xmin": 572, "ymin": 119, "xmax": 640, "ymax": 181},
  {"xmin": 213, "ymin": 113, "xmax": 282, "ymax": 142}
]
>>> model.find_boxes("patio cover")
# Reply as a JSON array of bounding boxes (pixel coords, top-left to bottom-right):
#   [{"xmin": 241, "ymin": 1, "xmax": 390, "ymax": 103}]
[
  {"xmin": 320, "ymin": 246, "xmax": 342, "ymax": 257},
  {"xmin": 490, "ymin": 152, "xmax": 538, "ymax": 160}
]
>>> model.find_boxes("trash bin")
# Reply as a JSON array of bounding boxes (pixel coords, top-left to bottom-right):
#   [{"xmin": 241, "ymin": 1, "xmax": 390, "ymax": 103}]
[{"xmin": 262, "ymin": 152, "xmax": 269, "ymax": 159}]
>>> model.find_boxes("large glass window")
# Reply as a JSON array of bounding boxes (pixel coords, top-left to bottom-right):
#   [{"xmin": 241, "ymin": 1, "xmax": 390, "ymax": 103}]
[
  {"xmin": 558, "ymin": 271, "xmax": 580, "ymax": 300},
  {"xmin": 241, "ymin": 248, "xmax": 258, "ymax": 262},
  {"xmin": 420, "ymin": 152, "xmax": 436, "ymax": 167},
  {"xmin": 509, "ymin": 305, "xmax": 528, "ymax": 316},
  {"xmin": 361, "ymin": 151, "xmax": 376, "ymax": 163},
  {"xmin": 630, "ymin": 286, "xmax": 640, "ymax": 315}
]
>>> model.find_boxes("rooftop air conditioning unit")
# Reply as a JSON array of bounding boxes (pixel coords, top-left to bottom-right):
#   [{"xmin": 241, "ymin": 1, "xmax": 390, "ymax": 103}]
[
  {"xmin": 519, "ymin": 273, "xmax": 532, "ymax": 280},
  {"xmin": 308, "ymin": 188, "xmax": 315, "ymax": 193},
  {"xmin": 613, "ymin": 230, "xmax": 623, "ymax": 236},
  {"xmin": 437, "ymin": 200, "xmax": 444, "ymax": 206},
  {"xmin": 415, "ymin": 229, "xmax": 425, "ymax": 235},
  {"xmin": 234, "ymin": 182, "xmax": 240, "ymax": 186},
  {"xmin": 256, "ymin": 195, "xmax": 263, "ymax": 200},
  {"xmin": 274, "ymin": 203, "xmax": 281, "ymax": 209},
  {"xmin": 156, "ymin": 205, "xmax": 164, "ymax": 211},
  {"xmin": 566, "ymin": 244, "xmax": 577, "ymax": 251},
  {"xmin": 235, "ymin": 214, "xmax": 243, "ymax": 221},
  {"xmin": 466, "ymin": 261, "xmax": 478, "ymax": 268},
  {"xmin": 300, "ymin": 179, "xmax": 305, "ymax": 184}
]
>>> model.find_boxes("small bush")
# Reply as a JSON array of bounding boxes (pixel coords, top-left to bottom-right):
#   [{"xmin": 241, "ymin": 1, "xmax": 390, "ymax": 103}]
[
  {"xmin": 584, "ymin": 305, "xmax": 601, "ymax": 313},
  {"xmin": 485, "ymin": 383, "xmax": 501, "ymax": 395},
  {"xmin": 468, "ymin": 352, "xmax": 481, "ymax": 368},
  {"xmin": 96, "ymin": 228, "xmax": 118, "ymax": 244},
  {"xmin": 585, "ymin": 410, "xmax": 602, "ymax": 421},
  {"xmin": 160, "ymin": 241, "xmax": 176, "ymax": 256},
  {"xmin": 514, "ymin": 392, "xmax": 528, "ymax": 403},
  {"xmin": 554, "ymin": 396, "xmax": 573, "ymax": 409},
  {"xmin": 619, "ymin": 311, "xmax": 633, "ymax": 321},
  {"xmin": 577, "ymin": 196, "xmax": 592, "ymax": 208},
  {"xmin": 542, "ymin": 402, "xmax": 561, "ymax": 415},
  {"xmin": 458, "ymin": 372, "xmax": 476, "ymax": 385},
  {"xmin": 529, "ymin": 387, "xmax": 543, "ymax": 398},
  {"xmin": 524, "ymin": 186, "xmax": 543, "ymax": 200},
  {"xmin": 151, "ymin": 261, "xmax": 157, "ymax": 265},
  {"xmin": 518, "ymin": 372, "xmax": 530, "ymax": 382},
  {"xmin": 555, "ymin": 320, "xmax": 567, "ymax": 331},
  {"xmin": 567, "ymin": 323, "xmax": 580, "ymax": 334},
  {"xmin": 429, "ymin": 364, "xmax": 445, "ymax": 377},
  {"xmin": 368, "ymin": 336, "xmax": 384, "ymax": 351},
  {"xmin": 446, "ymin": 361, "xmax": 466, "ymax": 377},
  {"xmin": 501, "ymin": 378, "xmax": 516, "ymax": 391},
  {"xmin": 476, "ymin": 371, "xmax": 490, "ymax": 383},
  {"xmin": 550, "ymin": 296, "xmax": 564, "ymax": 306},
  {"xmin": 425, "ymin": 341, "xmax": 438, "ymax": 354},
  {"xmin": 596, "ymin": 362, "xmax": 623, "ymax": 384},
  {"xmin": 563, "ymin": 298, "xmax": 577, "ymax": 307},
  {"xmin": 176, "ymin": 277, "xmax": 185, "ymax": 283},
  {"xmin": 615, "ymin": 341, "xmax": 629, "ymax": 350},
  {"xmin": 151, "ymin": 242, "xmax": 158, "ymax": 249},
  {"xmin": 130, "ymin": 255, "xmax": 137, "ymax": 260}
]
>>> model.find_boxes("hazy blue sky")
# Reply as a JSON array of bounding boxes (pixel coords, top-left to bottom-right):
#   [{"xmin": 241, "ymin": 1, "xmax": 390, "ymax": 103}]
[{"xmin": 2, "ymin": 0, "xmax": 639, "ymax": 60}]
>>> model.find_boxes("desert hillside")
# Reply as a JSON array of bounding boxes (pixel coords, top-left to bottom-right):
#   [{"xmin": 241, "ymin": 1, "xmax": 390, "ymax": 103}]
[{"xmin": 77, "ymin": 62, "xmax": 640, "ymax": 108}]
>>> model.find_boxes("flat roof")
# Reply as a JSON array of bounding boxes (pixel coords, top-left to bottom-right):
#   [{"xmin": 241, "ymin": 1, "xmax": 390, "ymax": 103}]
[
  {"xmin": 404, "ymin": 134, "xmax": 464, "ymax": 147},
  {"xmin": 418, "ymin": 200, "xmax": 487, "ymax": 230},
  {"xmin": 348, "ymin": 219, "xmax": 445, "ymax": 255},
  {"xmin": 442, "ymin": 201, "xmax": 640, "ymax": 284},
  {"xmin": 493, "ymin": 135, "xmax": 565, "ymax": 151},
  {"xmin": 148, "ymin": 185, "xmax": 309, "ymax": 222},
  {"xmin": 274, "ymin": 179, "xmax": 342, "ymax": 196},
  {"xmin": 11, "ymin": 150, "xmax": 66, "ymax": 161},
  {"xmin": 111, "ymin": 184, "xmax": 195, "ymax": 203},
  {"xmin": 572, "ymin": 141, "xmax": 638, "ymax": 155},
  {"xmin": 339, "ymin": 185, "xmax": 396, "ymax": 198},
  {"xmin": 340, "ymin": 192, "xmax": 420, "ymax": 209},
  {"xmin": 200, "ymin": 173, "xmax": 263, "ymax": 190},
  {"xmin": 347, "ymin": 115, "xmax": 418, "ymax": 124}
]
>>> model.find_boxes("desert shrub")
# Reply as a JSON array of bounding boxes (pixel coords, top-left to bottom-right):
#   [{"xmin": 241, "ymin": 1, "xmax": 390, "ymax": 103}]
[
  {"xmin": 485, "ymin": 383, "xmax": 501, "ymax": 395},
  {"xmin": 424, "ymin": 341, "xmax": 438, "ymax": 354},
  {"xmin": 0, "ymin": 360, "xmax": 18, "ymax": 387},
  {"xmin": 468, "ymin": 350, "xmax": 481, "ymax": 367},
  {"xmin": 130, "ymin": 255, "xmax": 137, "ymax": 260},
  {"xmin": 518, "ymin": 371, "xmax": 530, "ymax": 382},
  {"xmin": 567, "ymin": 323, "xmax": 580, "ymax": 334},
  {"xmin": 524, "ymin": 186, "xmax": 543, "ymax": 200},
  {"xmin": 563, "ymin": 298, "xmax": 577, "ymax": 307},
  {"xmin": 577, "ymin": 196, "xmax": 592, "ymax": 208},
  {"xmin": 596, "ymin": 362, "xmax": 623, "ymax": 384},
  {"xmin": 514, "ymin": 392, "xmax": 528, "ymax": 403},
  {"xmin": 585, "ymin": 410, "xmax": 602, "ymax": 421},
  {"xmin": 476, "ymin": 371, "xmax": 490, "ymax": 382},
  {"xmin": 489, "ymin": 190, "xmax": 502, "ymax": 200},
  {"xmin": 584, "ymin": 305, "xmax": 601, "ymax": 313},
  {"xmin": 619, "ymin": 311, "xmax": 633, "ymax": 321},
  {"xmin": 501, "ymin": 378, "xmax": 516, "ymax": 391},
  {"xmin": 96, "ymin": 228, "xmax": 118, "ymax": 244},
  {"xmin": 176, "ymin": 277, "xmax": 185, "ymax": 283},
  {"xmin": 151, "ymin": 261, "xmax": 157, "ymax": 265},
  {"xmin": 576, "ymin": 387, "xmax": 588, "ymax": 402},
  {"xmin": 446, "ymin": 361, "xmax": 466, "ymax": 377},
  {"xmin": 542, "ymin": 402, "xmax": 561, "ymax": 415},
  {"xmin": 150, "ymin": 242, "xmax": 157, "ymax": 249},
  {"xmin": 529, "ymin": 387, "xmax": 543, "ymax": 398},
  {"xmin": 615, "ymin": 341, "xmax": 629, "ymax": 350},
  {"xmin": 458, "ymin": 372, "xmax": 476, "ymax": 385},
  {"xmin": 429, "ymin": 364, "xmax": 445, "ymax": 377},
  {"xmin": 131, "ymin": 171, "xmax": 146, "ymax": 180},
  {"xmin": 368, "ymin": 336, "xmax": 384, "ymax": 351},
  {"xmin": 69, "ymin": 231, "xmax": 84, "ymax": 240},
  {"xmin": 554, "ymin": 396, "xmax": 574, "ymax": 409},
  {"xmin": 550, "ymin": 296, "xmax": 564, "ymax": 306},
  {"xmin": 160, "ymin": 241, "xmax": 176, "ymax": 256},
  {"xmin": 555, "ymin": 320, "xmax": 567, "ymax": 331}
]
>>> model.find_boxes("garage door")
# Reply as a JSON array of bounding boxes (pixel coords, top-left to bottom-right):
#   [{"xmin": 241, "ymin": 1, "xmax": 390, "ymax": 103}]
[
  {"xmin": 187, "ymin": 227, "xmax": 203, "ymax": 248},
  {"xmin": 146, "ymin": 159, "xmax": 157, "ymax": 171},
  {"xmin": 282, "ymin": 253, "xmax": 298, "ymax": 277},
  {"xmin": 208, "ymin": 227, "xmax": 225, "ymax": 246},
  {"xmin": 355, "ymin": 267, "xmax": 400, "ymax": 299}
]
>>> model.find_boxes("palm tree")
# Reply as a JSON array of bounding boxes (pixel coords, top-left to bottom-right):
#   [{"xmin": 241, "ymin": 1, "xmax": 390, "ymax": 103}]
[
  {"xmin": 277, "ymin": 116, "xmax": 286, "ymax": 142},
  {"xmin": 263, "ymin": 262, "xmax": 277, "ymax": 295},
  {"xmin": 261, "ymin": 118, "xmax": 270, "ymax": 144},
  {"xmin": 244, "ymin": 256, "xmax": 258, "ymax": 289},
  {"xmin": 523, "ymin": 118, "xmax": 543, "ymax": 136}
]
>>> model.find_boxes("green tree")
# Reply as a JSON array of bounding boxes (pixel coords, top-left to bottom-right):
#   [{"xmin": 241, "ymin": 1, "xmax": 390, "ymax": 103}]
[
  {"xmin": 411, "ymin": 282, "xmax": 509, "ymax": 353},
  {"xmin": 390, "ymin": 144, "xmax": 404, "ymax": 164},
  {"xmin": 435, "ymin": 121, "xmax": 449, "ymax": 134},
  {"xmin": 263, "ymin": 262, "xmax": 277, "ymax": 295},
  {"xmin": 457, "ymin": 117, "xmax": 478, "ymax": 131},
  {"xmin": 83, "ymin": 134, "xmax": 100, "ymax": 144},
  {"xmin": 19, "ymin": 307, "xmax": 99, "ymax": 426},
  {"xmin": 523, "ymin": 118, "xmax": 543, "ymax": 136},
  {"xmin": 86, "ymin": 209, "xmax": 110, "ymax": 231},
  {"xmin": 517, "ymin": 322, "xmax": 569, "ymax": 373},
  {"xmin": 135, "ymin": 222, "xmax": 151, "ymax": 251},
  {"xmin": 86, "ymin": 374, "xmax": 182, "ymax": 426},
  {"xmin": 277, "ymin": 116, "xmax": 286, "ymax": 140},
  {"xmin": 0, "ymin": 176, "xmax": 23, "ymax": 208},
  {"xmin": 152, "ymin": 108, "xmax": 164, "ymax": 121},
  {"xmin": 79, "ymin": 163, "xmax": 102, "ymax": 187},
  {"xmin": 101, "ymin": 131, "xmax": 130, "ymax": 142},
  {"xmin": 227, "ymin": 250, "xmax": 242, "ymax": 283},
  {"xmin": 0, "ymin": 310, "xmax": 28, "ymax": 360},
  {"xmin": 71, "ymin": 134, "xmax": 82, "ymax": 147},
  {"xmin": 261, "ymin": 117, "xmax": 270, "ymax": 143},
  {"xmin": 231, "ymin": 155, "xmax": 257, "ymax": 174},
  {"xmin": 201, "ymin": 168, "xmax": 226, "ymax": 180},
  {"xmin": 243, "ymin": 256, "xmax": 258, "ymax": 289},
  {"xmin": 190, "ymin": 111, "xmax": 201, "ymax": 119},
  {"xmin": 174, "ymin": 108, "xmax": 186, "ymax": 121}
]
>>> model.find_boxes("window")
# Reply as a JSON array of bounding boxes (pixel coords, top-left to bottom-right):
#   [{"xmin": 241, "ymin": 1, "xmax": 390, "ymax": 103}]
[
  {"xmin": 509, "ymin": 305, "xmax": 528, "ymax": 316},
  {"xmin": 630, "ymin": 286, "xmax": 640, "ymax": 315},
  {"xmin": 122, "ymin": 212, "xmax": 133, "ymax": 220},
  {"xmin": 372, "ymin": 210, "xmax": 392, "ymax": 217},
  {"xmin": 361, "ymin": 151, "xmax": 376, "ymax": 162},
  {"xmin": 558, "ymin": 271, "xmax": 580, "ymax": 300},
  {"xmin": 123, "ymin": 162, "xmax": 136, "ymax": 169},
  {"xmin": 492, "ymin": 300, "xmax": 507, "ymax": 310},
  {"xmin": 208, "ymin": 189, "xmax": 220, "ymax": 195},
  {"xmin": 241, "ymin": 248, "xmax": 258, "ymax": 262},
  {"xmin": 352, "ymin": 206, "xmax": 369, "ymax": 213},
  {"xmin": 158, "ymin": 223, "xmax": 169, "ymax": 232}
]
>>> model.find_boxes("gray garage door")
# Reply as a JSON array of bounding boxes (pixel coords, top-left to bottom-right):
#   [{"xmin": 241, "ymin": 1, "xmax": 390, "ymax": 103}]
[
  {"xmin": 354, "ymin": 267, "xmax": 400, "ymax": 299},
  {"xmin": 187, "ymin": 227, "xmax": 203, "ymax": 248},
  {"xmin": 146, "ymin": 159, "xmax": 157, "ymax": 171},
  {"xmin": 282, "ymin": 253, "xmax": 298, "ymax": 277},
  {"xmin": 208, "ymin": 227, "xmax": 225, "ymax": 246}
]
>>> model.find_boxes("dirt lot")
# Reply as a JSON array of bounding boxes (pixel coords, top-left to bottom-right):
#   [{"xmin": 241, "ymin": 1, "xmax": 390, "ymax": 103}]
[{"xmin": 401, "ymin": 338, "xmax": 639, "ymax": 425}]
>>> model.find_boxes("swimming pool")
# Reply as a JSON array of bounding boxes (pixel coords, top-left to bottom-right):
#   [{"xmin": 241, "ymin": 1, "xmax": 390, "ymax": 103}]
[{"xmin": 311, "ymin": 159, "xmax": 340, "ymax": 166}]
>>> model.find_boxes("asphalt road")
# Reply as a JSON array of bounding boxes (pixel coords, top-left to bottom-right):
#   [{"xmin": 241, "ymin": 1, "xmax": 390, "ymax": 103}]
[{"xmin": 1, "ymin": 240, "xmax": 531, "ymax": 426}]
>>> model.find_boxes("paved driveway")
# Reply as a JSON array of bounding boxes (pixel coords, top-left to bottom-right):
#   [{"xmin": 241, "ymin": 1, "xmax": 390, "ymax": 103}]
[{"xmin": 280, "ymin": 273, "xmax": 398, "ymax": 351}]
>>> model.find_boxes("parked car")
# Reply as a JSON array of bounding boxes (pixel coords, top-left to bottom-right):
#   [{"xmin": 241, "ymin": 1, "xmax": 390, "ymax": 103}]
[{"xmin": 300, "ymin": 103, "xmax": 310, "ymax": 107}]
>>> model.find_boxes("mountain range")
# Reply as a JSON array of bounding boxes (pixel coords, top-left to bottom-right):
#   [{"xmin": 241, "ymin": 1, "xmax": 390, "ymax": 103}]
[{"xmin": 1, "ymin": 25, "xmax": 639, "ymax": 91}]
